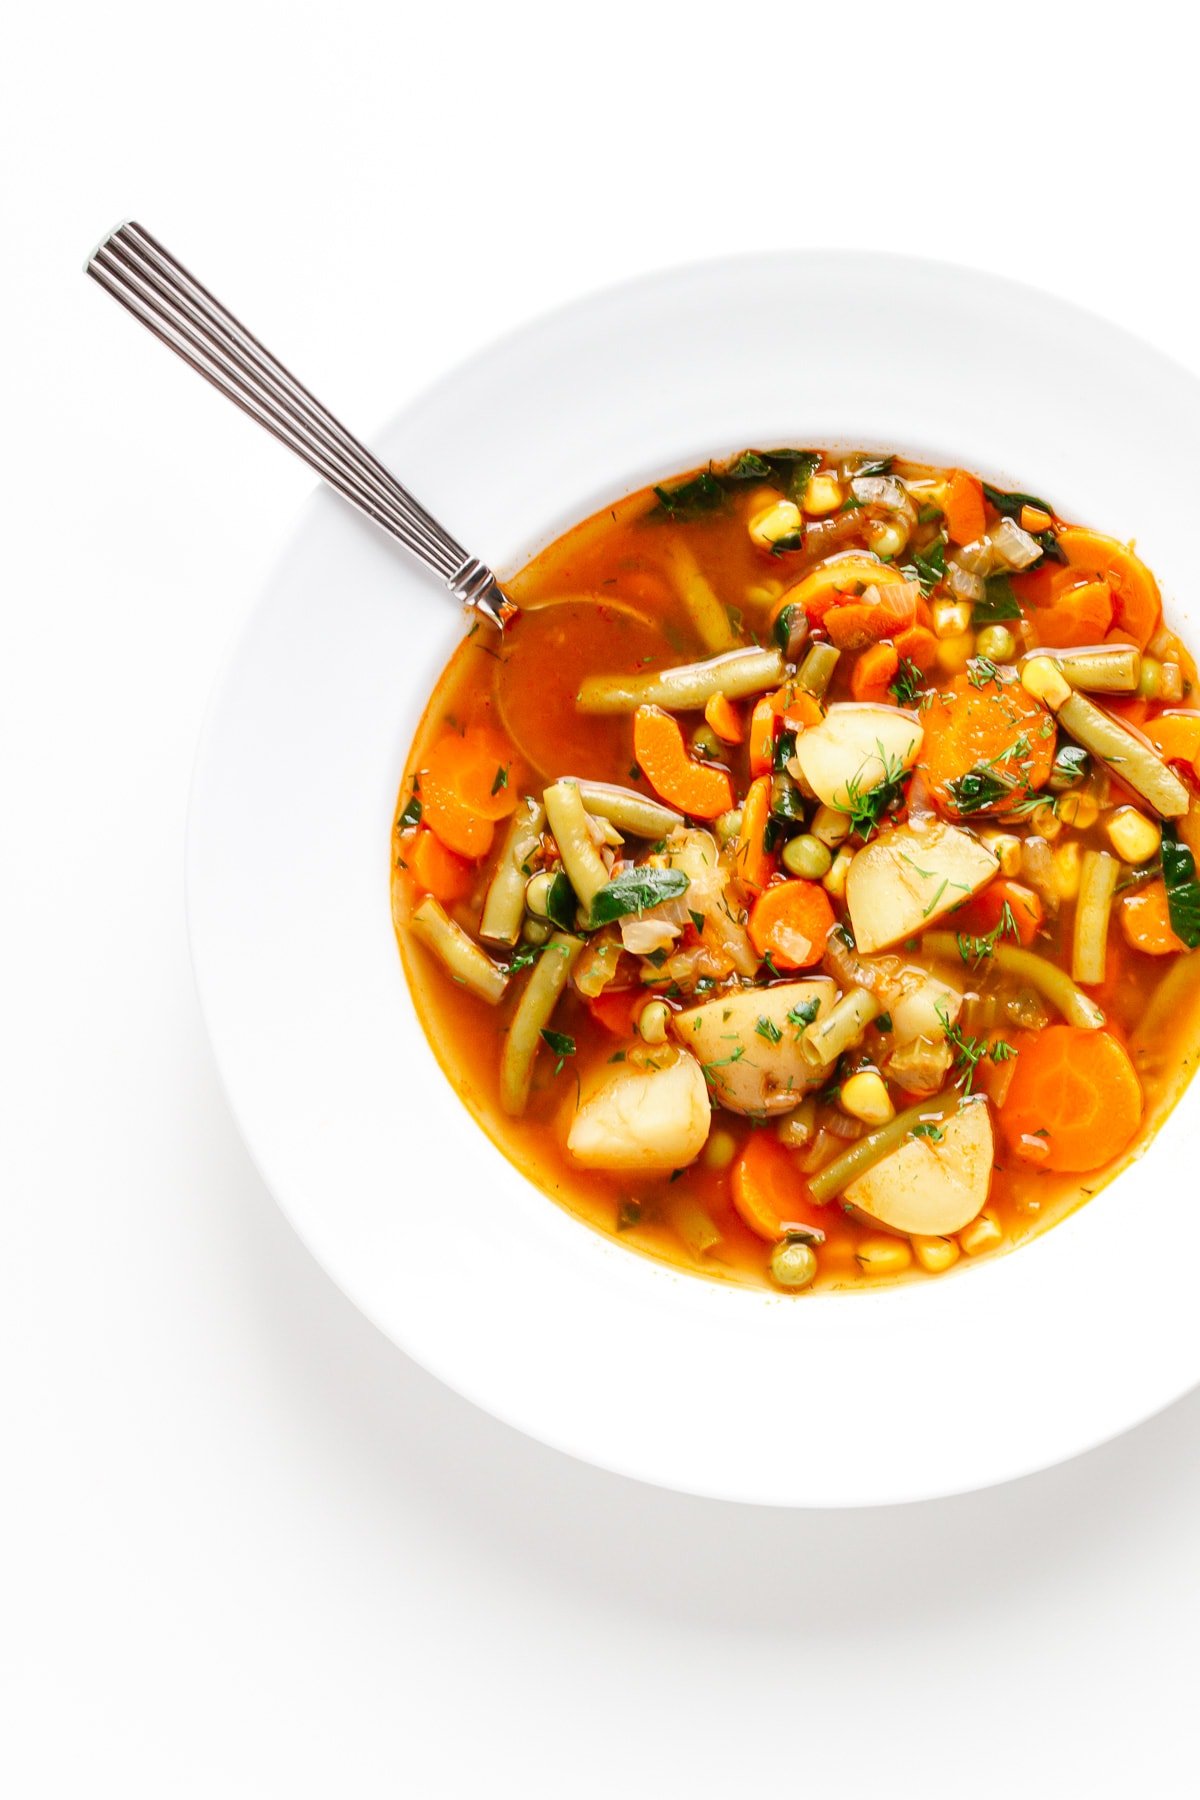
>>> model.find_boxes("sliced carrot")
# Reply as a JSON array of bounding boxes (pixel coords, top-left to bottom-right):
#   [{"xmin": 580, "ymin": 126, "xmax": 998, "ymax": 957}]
[
  {"xmin": 632, "ymin": 705, "xmax": 733, "ymax": 820},
  {"xmin": 1056, "ymin": 527, "xmax": 1161, "ymax": 650},
  {"xmin": 893, "ymin": 624, "xmax": 939, "ymax": 674},
  {"xmin": 952, "ymin": 877, "xmax": 1044, "ymax": 947},
  {"xmin": 777, "ymin": 687, "xmax": 825, "ymax": 731},
  {"xmin": 420, "ymin": 769, "xmax": 496, "ymax": 860},
  {"xmin": 921, "ymin": 671, "xmax": 1056, "ymax": 817},
  {"xmin": 425, "ymin": 728, "xmax": 519, "ymax": 822},
  {"xmin": 588, "ymin": 986, "xmax": 647, "ymax": 1034},
  {"xmin": 998, "ymin": 1026, "xmax": 1143, "ymax": 1172},
  {"xmin": 731, "ymin": 1133, "xmax": 829, "ymax": 1242},
  {"xmin": 404, "ymin": 827, "xmax": 475, "ymax": 904},
  {"xmin": 1031, "ymin": 579, "xmax": 1113, "ymax": 649},
  {"xmin": 826, "ymin": 582, "xmax": 919, "ymax": 650},
  {"xmin": 748, "ymin": 879, "xmax": 835, "ymax": 970},
  {"xmin": 1120, "ymin": 881, "xmax": 1186, "ymax": 956},
  {"xmin": 1143, "ymin": 711, "xmax": 1200, "ymax": 774},
  {"xmin": 787, "ymin": 554, "xmax": 909, "ymax": 622},
  {"xmin": 944, "ymin": 469, "xmax": 986, "ymax": 545},
  {"xmin": 851, "ymin": 641, "xmax": 900, "ymax": 703},
  {"xmin": 748, "ymin": 697, "xmax": 778, "ymax": 776},
  {"xmin": 733, "ymin": 774, "xmax": 775, "ymax": 895},
  {"xmin": 704, "ymin": 691, "xmax": 744, "ymax": 745}
]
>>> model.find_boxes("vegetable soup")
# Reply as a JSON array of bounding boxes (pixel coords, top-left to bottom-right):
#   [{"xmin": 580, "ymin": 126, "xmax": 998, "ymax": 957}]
[{"xmin": 391, "ymin": 450, "xmax": 1200, "ymax": 1292}]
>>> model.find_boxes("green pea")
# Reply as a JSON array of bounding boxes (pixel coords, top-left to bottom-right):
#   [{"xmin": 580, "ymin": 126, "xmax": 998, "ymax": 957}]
[
  {"xmin": 770, "ymin": 1237, "xmax": 818, "ymax": 1290},
  {"xmin": 1048, "ymin": 744, "xmax": 1090, "ymax": 793},
  {"xmin": 521, "ymin": 916, "xmax": 552, "ymax": 946},
  {"xmin": 715, "ymin": 808, "xmax": 744, "ymax": 846},
  {"xmin": 1138, "ymin": 655, "xmax": 1163, "ymax": 701},
  {"xmin": 782, "ymin": 834, "xmax": 833, "ymax": 880},
  {"xmin": 691, "ymin": 725, "xmax": 722, "ymax": 760},
  {"xmin": 524, "ymin": 870, "xmax": 556, "ymax": 918},
  {"xmin": 975, "ymin": 624, "xmax": 1016, "ymax": 662}
]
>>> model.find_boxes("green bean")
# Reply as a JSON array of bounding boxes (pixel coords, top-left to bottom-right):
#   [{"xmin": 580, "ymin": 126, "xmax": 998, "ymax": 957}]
[
  {"xmin": 808, "ymin": 1091, "xmax": 962, "ymax": 1204},
  {"xmin": 800, "ymin": 985, "xmax": 881, "ymax": 1070},
  {"xmin": 1057, "ymin": 691, "xmax": 1189, "ymax": 818},
  {"xmin": 542, "ymin": 780, "xmax": 609, "ymax": 909},
  {"xmin": 410, "ymin": 896, "xmax": 508, "ymax": 1005},
  {"xmin": 922, "ymin": 932, "xmax": 1105, "ymax": 1029},
  {"xmin": 668, "ymin": 1192, "xmax": 721, "ymax": 1260},
  {"xmin": 796, "ymin": 642, "xmax": 841, "ymax": 698},
  {"xmin": 478, "ymin": 799, "xmax": 545, "ymax": 945},
  {"xmin": 1072, "ymin": 848, "xmax": 1119, "ymax": 987},
  {"xmin": 658, "ymin": 532, "xmax": 739, "ymax": 653},
  {"xmin": 499, "ymin": 932, "xmax": 584, "ymax": 1115},
  {"xmin": 776, "ymin": 1095, "xmax": 818, "ymax": 1149},
  {"xmin": 572, "ymin": 780, "xmax": 683, "ymax": 837},
  {"xmin": 1056, "ymin": 645, "xmax": 1141, "ymax": 694},
  {"xmin": 576, "ymin": 646, "xmax": 784, "ymax": 715}
]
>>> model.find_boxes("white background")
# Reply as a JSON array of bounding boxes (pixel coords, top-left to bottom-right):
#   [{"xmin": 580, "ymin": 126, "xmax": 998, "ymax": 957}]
[{"xmin": 5, "ymin": 3, "xmax": 1200, "ymax": 1793}]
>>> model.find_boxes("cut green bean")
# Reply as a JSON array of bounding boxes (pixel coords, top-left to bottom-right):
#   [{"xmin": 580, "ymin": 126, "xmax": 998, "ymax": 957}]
[
  {"xmin": 808, "ymin": 1091, "xmax": 962, "ymax": 1204},
  {"xmin": 668, "ymin": 1192, "xmax": 721, "ymax": 1259},
  {"xmin": 799, "ymin": 985, "xmax": 881, "ymax": 1070},
  {"xmin": 1072, "ymin": 848, "xmax": 1119, "ymax": 987},
  {"xmin": 922, "ymin": 932, "xmax": 1105, "ymax": 1028},
  {"xmin": 658, "ymin": 532, "xmax": 739, "ymax": 654},
  {"xmin": 796, "ymin": 642, "xmax": 841, "ymax": 698},
  {"xmin": 576, "ymin": 646, "xmax": 784, "ymax": 715},
  {"xmin": 572, "ymin": 780, "xmax": 683, "ymax": 838},
  {"xmin": 776, "ymin": 1095, "xmax": 818, "ymax": 1149},
  {"xmin": 1057, "ymin": 691, "xmax": 1189, "ymax": 818},
  {"xmin": 499, "ymin": 932, "xmax": 584, "ymax": 1115},
  {"xmin": 542, "ymin": 780, "xmax": 609, "ymax": 909},
  {"xmin": 478, "ymin": 799, "xmax": 545, "ymax": 945},
  {"xmin": 1056, "ymin": 645, "xmax": 1141, "ymax": 694},
  {"xmin": 410, "ymin": 896, "xmax": 508, "ymax": 1005}
]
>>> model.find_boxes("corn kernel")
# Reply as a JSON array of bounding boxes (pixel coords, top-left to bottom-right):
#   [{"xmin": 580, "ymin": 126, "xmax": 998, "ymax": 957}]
[
  {"xmin": 803, "ymin": 473, "xmax": 843, "ymax": 516},
  {"xmin": 1020, "ymin": 503, "xmax": 1053, "ymax": 533},
  {"xmin": 745, "ymin": 581, "xmax": 784, "ymax": 608},
  {"xmin": 855, "ymin": 1235, "xmax": 914, "ymax": 1277},
  {"xmin": 822, "ymin": 846, "xmax": 855, "ymax": 900},
  {"xmin": 1020, "ymin": 656, "xmax": 1070, "ymax": 711},
  {"xmin": 978, "ymin": 829, "xmax": 1022, "ymax": 876},
  {"xmin": 703, "ymin": 1127, "xmax": 737, "ymax": 1171},
  {"xmin": 1051, "ymin": 840, "xmax": 1082, "ymax": 900},
  {"xmin": 811, "ymin": 804, "xmax": 852, "ymax": 847},
  {"xmin": 637, "ymin": 999, "xmax": 671, "ymax": 1045},
  {"xmin": 959, "ymin": 1210, "xmax": 1004, "ymax": 1256},
  {"xmin": 749, "ymin": 498, "xmax": 803, "ymax": 550},
  {"xmin": 865, "ymin": 517, "xmax": 910, "ymax": 559},
  {"xmin": 935, "ymin": 631, "xmax": 975, "ymax": 675},
  {"xmin": 1105, "ymin": 805, "xmax": 1161, "ymax": 864},
  {"xmin": 912, "ymin": 1234, "xmax": 960, "ymax": 1274},
  {"xmin": 1058, "ymin": 790, "xmax": 1099, "ymax": 830},
  {"xmin": 1030, "ymin": 803, "xmax": 1062, "ymax": 840},
  {"xmin": 933, "ymin": 598, "xmax": 973, "ymax": 638},
  {"xmin": 840, "ymin": 1070, "xmax": 895, "ymax": 1127}
]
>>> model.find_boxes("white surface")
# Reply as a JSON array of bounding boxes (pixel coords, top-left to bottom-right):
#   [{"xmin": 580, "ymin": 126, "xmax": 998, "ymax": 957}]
[
  {"xmin": 188, "ymin": 251, "xmax": 1200, "ymax": 1507},
  {"xmin": 5, "ymin": 0, "xmax": 1200, "ymax": 1791}
]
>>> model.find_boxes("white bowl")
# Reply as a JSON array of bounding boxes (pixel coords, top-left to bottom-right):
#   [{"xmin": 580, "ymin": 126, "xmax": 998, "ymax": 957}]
[{"xmin": 188, "ymin": 252, "xmax": 1200, "ymax": 1506}]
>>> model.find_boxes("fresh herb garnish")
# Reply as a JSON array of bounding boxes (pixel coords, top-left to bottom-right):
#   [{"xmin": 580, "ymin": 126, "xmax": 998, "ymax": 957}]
[
  {"xmin": 875, "ymin": 1012, "xmax": 893, "ymax": 1033},
  {"xmin": 688, "ymin": 909, "xmax": 706, "ymax": 934},
  {"xmin": 773, "ymin": 730, "xmax": 798, "ymax": 773},
  {"xmin": 910, "ymin": 1122, "xmax": 945, "ymax": 1143},
  {"xmin": 990, "ymin": 1039, "xmax": 1017, "ymax": 1062},
  {"xmin": 398, "ymin": 787, "xmax": 422, "ymax": 830},
  {"xmin": 855, "ymin": 454, "xmax": 895, "ymax": 477},
  {"xmin": 979, "ymin": 485, "xmax": 1063, "ymax": 562},
  {"xmin": 839, "ymin": 745, "xmax": 910, "ymax": 838},
  {"xmin": 909, "ymin": 536, "xmax": 946, "ymax": 595},
  {"xmin": 1162, "ymin": 828, "xmax": 1200, "ymax": 947},
  {"xmin": 589, "ymin": 866, "xmax": 690, "ymax": 925},
  {"xmin": 490, "ymin": 764, "xmax": 509, "ymax": 796},
  {"xmin": 543, "ymin": 870, "xmax": 577, "ymax": 931},
  {"xmin": 540, "ymin": 1028, "xmax": 576, "ymax": 1075},
  {"xmin": 938, "ymin": 1010, "xmax": 988, "ymax": 1095},
  {"xmin": 755, "ymin": 1016, "xmax": 783, "ymax": 1044},
  {"xmin": 966, "ymin": 656, "xmax": 1011, "ymax": 690},
  {"xmin": 507, "ymin": 942, "xmax": 543, "ymax": 974},
  {"xmin": 956, "ymin": 901, "xmax": 1019, "ymax": 966},
  {"xmin": 889, "ymin": 657, "xmax": 924, "ymax": 708},
  {"xmin": 972, "ymin": 575, "xmax": 1021, "ymax": 627},
  {"xmin": 946, "ymin": 765, "xmax": 1018, "ymax": 815},
  {"xmin": 916, "ymin": 504, "xmax": 943, "ymax": 524},
  {"xmin": 616, "ymin": 1199, "xmax": 642, "ymax": 1231},
  {"xmin": 786, "ymin": 998, "xmax": 821, "ymax": 1031},
  {"xmin": 725, "ymin": 450, "xmax": 773, "ymax": 482},
  {"xmin": 652, "ymin": 469, "xmax": 725, "ymax": 519},
  {"xmin": 773, "ymin": 603, "xmax": 800, "ymax": 654}
]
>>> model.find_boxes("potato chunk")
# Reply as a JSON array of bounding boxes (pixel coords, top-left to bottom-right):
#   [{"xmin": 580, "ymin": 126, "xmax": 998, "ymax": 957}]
[
  {"xmin": 567, "ymin": 1049, "xmax": 711, "ymax": 1171},
  {"xmin": 791, "ymin": 702, "xmax": 923, "ymax": 811},
  {"xmin": 672, "ymin": 980, "xmax": 837, "ymax": 1116},
  {"xmin": 846, "ymin": 819, "xmax": 998, "ymax": 953},
  {"xmin": 845, "ymin": 1099, "xmax": 994, "ymax": 1237}
]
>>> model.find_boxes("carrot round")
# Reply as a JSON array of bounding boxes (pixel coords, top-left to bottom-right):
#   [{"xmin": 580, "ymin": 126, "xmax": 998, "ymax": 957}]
[
  {"xmin": 748, "ymin": 879, "xmax": 835, "ymax": 969},
  {"xmin": 1032, "ymin": 579, "xmax": 1113, "ymax": 649},
  {"xmin": 748, "ymin": 697, "xmax": 777, "ymax": 776},
  {"xmin": 825, "ymin": 583, "xmax": 918, "ymax": 651},
  {"xmin": 921, "ymin": 671, "xmax": 1056, "ymax": 817},
  {"xmin": 426, "ymin": 728, "xmax": 520, "ymax": 822},
  {"xmin": 733, "ymin": 774, "xmax": 775, "ymax": 895},
  {"xmin": 999, "ymin": 1025, "xmax": 1142, "ymax": 1172},
  {"xmin": 1144, "ymin": 711, "xmax": 1200, "ymax": 774},
  {"xmin": 420, "ymin": 768, "xmax": 497, "ymax": 859},
  {"xmin": 851, "ymin": 641, "xmax": 900, "ymax": 703},
  {"xmin": 780, "ymin": 689, "xmax": 825, "ymax": 730},
  {"xmin": 1120, "ymin": 881, "xmax": 1186, "ymax": 956},
  {"xmin": 1056, "ymin": 527, "xmax": 1160, "ymax": 650},
  {"xmin": 704, "ymin": 691, "xmax": 744, "ymax": 745},
  {"xmin": 787, "ymin": 555, "xmax": 909, "ymax": 622},
  {"xmin": 952, "ymin": 877, "xmax": 1044, "ymax": 947},
  {"xmin": 404, "ymin": 827, "xmax": 475, "ymax": 904},
  {"xmin": 893, "ymin": 624, "xmax": 939, "ymax": 673},
  {"xmin": 588, "ymin": 986, "xmax": 647, "ymax": 1034},
  {"xmin": 632, "ymin": 705, "xmax": 733, "ymax": 819},
  {"xmin": 944, "ymin": 469, "xmax": 986, "ymax": 545},
  {"xmin": 731, "ymin": 1133, "xmax": 828, "ymax": 1242}
]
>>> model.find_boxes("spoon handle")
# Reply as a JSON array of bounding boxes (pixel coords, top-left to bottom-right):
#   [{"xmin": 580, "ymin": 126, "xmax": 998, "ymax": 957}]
[{"xmin": 86, "ymin": 222, "xmax": 515, "ymax": 629}]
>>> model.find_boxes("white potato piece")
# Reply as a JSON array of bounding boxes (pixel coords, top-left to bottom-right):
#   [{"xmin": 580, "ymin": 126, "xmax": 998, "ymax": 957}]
[
  {"xmin": 889, "ymin": 972, "xmax": 963, "ymax": 1047},
  {"xmin": 845, "ymin": 1099, "xmax": 994, "ymax": 1237},
  {"xmin": 846, "ymin": 819, "xmax": 999, "ymax": 954},
  {"xmin": 673, "ymin": 980, "xmax": 837, "ymax": 1116},
  {"xmin": 567, "ymin": 1049, "xmax": 710, "ymax": 1171},
  {"xmin": 791, "ymin": 703, "xmax": 923, "ymax": 811}
]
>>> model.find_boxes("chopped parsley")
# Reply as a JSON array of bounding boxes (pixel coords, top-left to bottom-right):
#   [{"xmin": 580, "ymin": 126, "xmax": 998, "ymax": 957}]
[
  {"xmin": 971, "ymin": 575, "xmax": 1021, "ymax": 627},
  {"xmin": 755, "ymin": 1016, "xmax": 783, "ymax": 1044},
  {"xmin": 910, "ymin": 1122, "xmax": 945, "ymax": 1143},
  {"xmin": 398, "ymin": 786, "xmax": 422, "ymax": 830},
  {"xmin": 889, "ymin": 657, "xmax": 924, "ymax": 708},
  {"xmin": 490, "ymin": 764, "xmax": 509, "ymax": 796},
  {"xmin": 539, "ymin": 1029, "xmax": 576, "ymax": 1075},
  {"xmin": 786, "ymin": 998, "xmax": 821, "ymax": 1030}
]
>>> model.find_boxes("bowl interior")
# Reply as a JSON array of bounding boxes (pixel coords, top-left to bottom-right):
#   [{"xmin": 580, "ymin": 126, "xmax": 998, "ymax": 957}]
[{"xmin": 188, "ymin": 253, "xmax": 1200, "ymax": 1505}]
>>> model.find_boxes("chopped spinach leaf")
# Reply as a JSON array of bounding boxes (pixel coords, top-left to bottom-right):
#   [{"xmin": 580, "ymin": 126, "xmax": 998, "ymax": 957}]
[
  {"xmin": 972, "ymin": 575, "xmax": 1022, "ymax": 626},
  {"xmin": 398, "ymin": 787, "xmax": 422, "ymax": 830},
  {"xmin": 1162, "ymin": 828, "xmax": 1200, "ymax": 948},
  {"xmin": 652, "ymin": 469, "xmax": 726, "ymax": 519},
  {"xmin": 544, "ymin": 870, "xmax": 577, "ymax": 931},
  {"xmin": 981, "ymin": 481, "xmax": 1054, "ymax": 520},
  {"xmin": 539, "ymin": 1028, "xmax": 576, "ymax": 1076},
  {"xmin": 909, "ymin": 536, "xmax": 946, "ymax": 595},
  {"xmin": 490, "ymin": 764, "xmax": 509, "ymax": 796},
  {"xmin": 590, "ymin": 866, "xmax": 690, "ymax": 925}
]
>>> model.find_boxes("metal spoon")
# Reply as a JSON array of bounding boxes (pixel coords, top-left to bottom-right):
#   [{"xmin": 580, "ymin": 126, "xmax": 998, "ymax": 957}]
[{"xmin": 85, "ymin": 222, "xmax": 516, "ymax": 630}]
